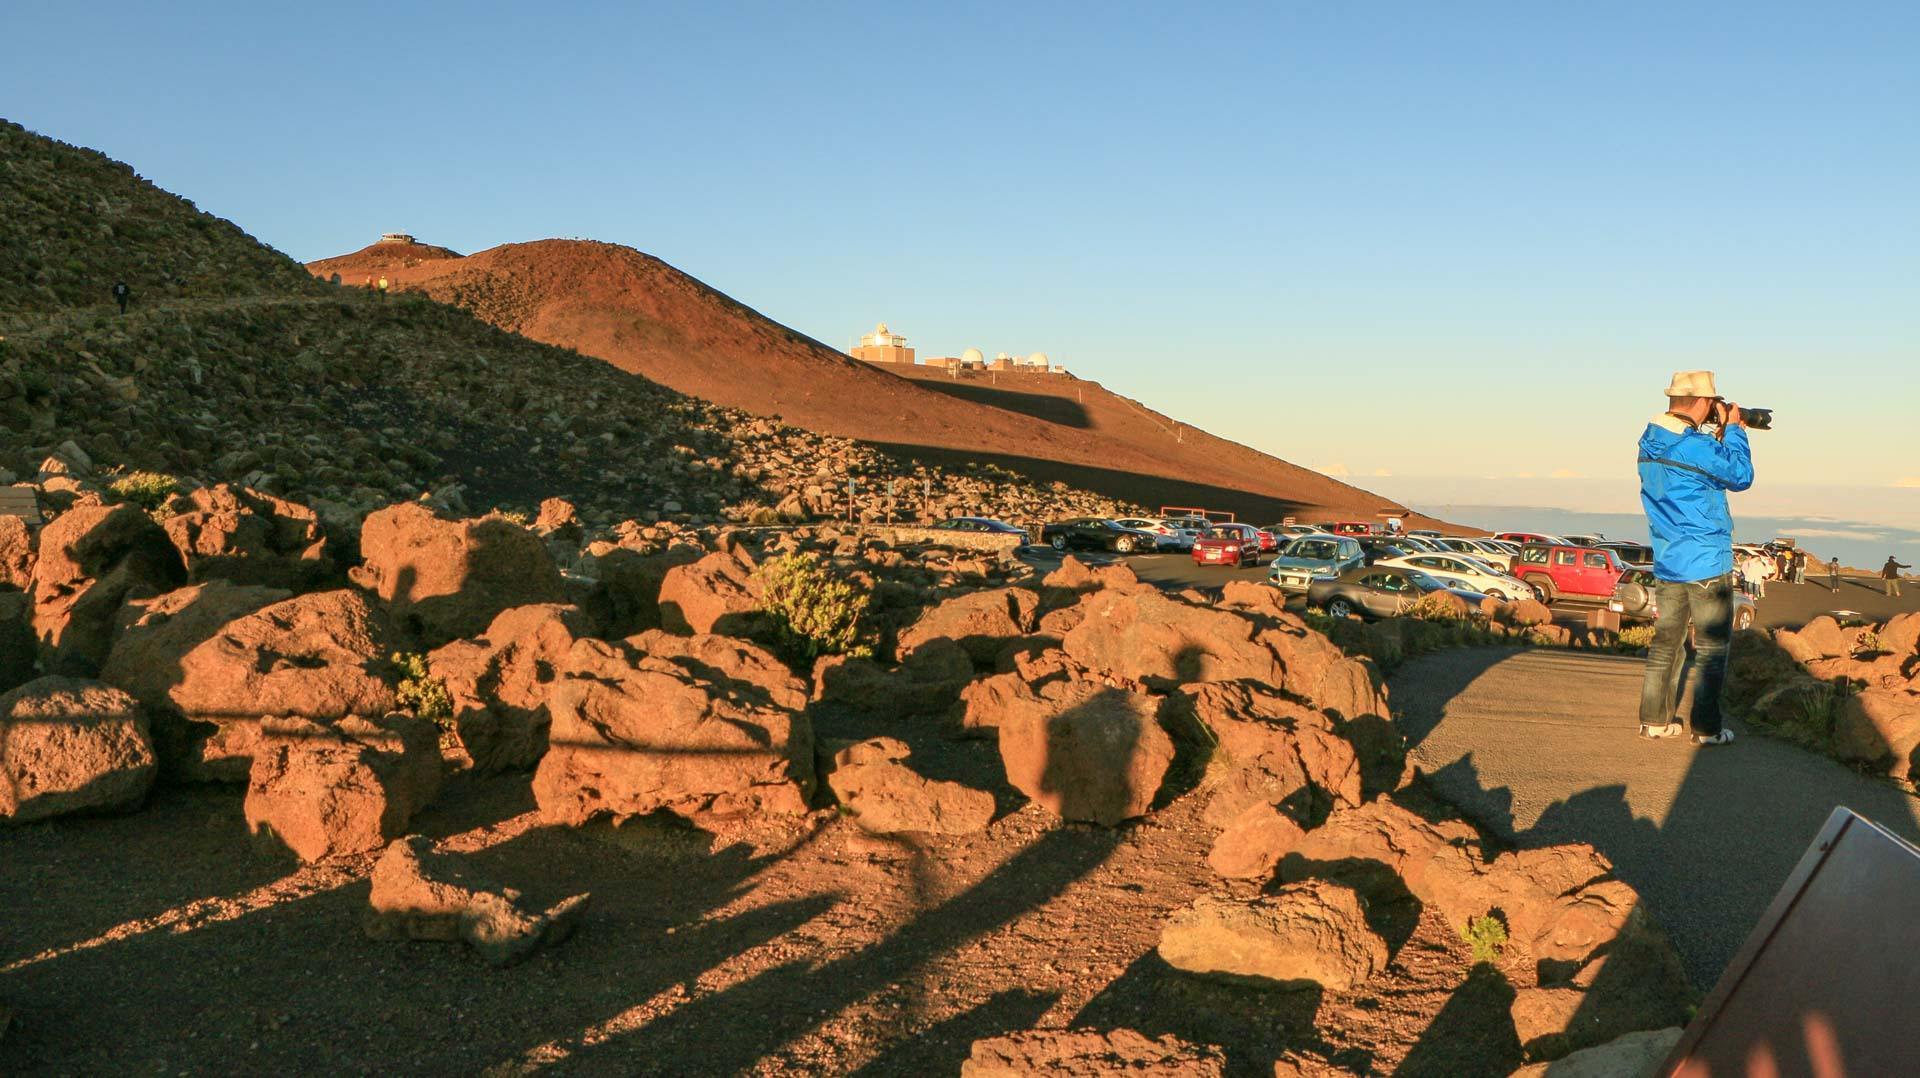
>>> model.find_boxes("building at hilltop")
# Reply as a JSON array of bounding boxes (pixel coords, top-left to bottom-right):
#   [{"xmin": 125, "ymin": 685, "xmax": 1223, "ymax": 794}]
[
  {"xmin": 378, "ymin": 232, "xmax": 416, "ymax": 245},
  {"xmin": 923, "ymin": 346, "xmax": 1068, "ymax": 375},
  {"xmin": 851, "ymin": 322, "xmax": 915, "ymax": 365}
]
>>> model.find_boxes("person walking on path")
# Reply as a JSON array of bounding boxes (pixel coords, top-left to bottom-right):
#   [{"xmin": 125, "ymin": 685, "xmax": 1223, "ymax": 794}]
[
  {"xmin": 111, "ymin": 280, "xmax": 130, "ymax": 314},
  {"xmin": 1829, "ymin": 556, "xmax": 1842, "ymax": 592},
  {"xmin": 1885, "ymin": 556, "xmax": 1911, "ymax": 598},
  {"xmin": 1792, "ymin": 550, "xmax": 1807, "ymax": 584},
  {"xmin": 1637, "ymin": 371, "xmax": 1752, "ymax": 747}
]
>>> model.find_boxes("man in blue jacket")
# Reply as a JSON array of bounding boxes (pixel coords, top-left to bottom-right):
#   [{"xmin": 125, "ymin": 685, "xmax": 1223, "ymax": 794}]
[{"xmin": 1637, "ymin": 370, "xmax": 1753, "ymax": 746}]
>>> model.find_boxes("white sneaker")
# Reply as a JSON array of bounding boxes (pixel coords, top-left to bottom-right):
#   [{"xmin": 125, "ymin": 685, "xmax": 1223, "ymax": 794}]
[
  {"xmin": 1640, "ymin": 722, "xmax": 1684, "ymax": 740},
  {"xmin": 1692, "ymin": 729, "xmax": 1736, "ymax": 746}
]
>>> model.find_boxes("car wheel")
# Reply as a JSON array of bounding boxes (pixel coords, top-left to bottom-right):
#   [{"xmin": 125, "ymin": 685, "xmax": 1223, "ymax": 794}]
[
  {"xmin": 1050, "ymin": 535, "xmax": 1067, "ymax": 552},
  {"xmin": 1735, "ymin": 607, "xmax": 1754, "ymax": 631},
  {"xmin": 1485, "ymin": 589, "xmax": 1506, "ymax": 601},
  {"xmin": 1118, "ymin": 536, "xmax": 1136, "ymax": 554},
  {"xmin": 1525, "ymin": 577, "xmax": 1555, "ymax": 604},
  {"xmin": 1327, "ymin": 597, "xmax": 1357, "ymax": 620},
  {"xmin": 1245, "ymin": 552, "xmax": 1260, "ymax": 568}
]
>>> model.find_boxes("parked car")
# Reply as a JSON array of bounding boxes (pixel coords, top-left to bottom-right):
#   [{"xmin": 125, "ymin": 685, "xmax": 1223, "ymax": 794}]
[
  {"xmin": 1306, "ymin": 565, "xmax": 1489, "ymax": 620},
  {"xmin": 1041, "ymin": 517, "xmax": 1160, "ymax": 554},
  {"xmin": 1392, "ymin": 535, "xmax": 1447, "ymax": 552},
  {"xmin": 1433, "ymin": 536, "xmax": 1517, "ymax": 565},
  {"xmin": 1267, "ymin": 523, "xmax": 1321, "ymax": 538},
  {"xmin": 1561, "ymin": 533, "xmax": 1606, "ymax": 547},
  {"xmin": 1611, "ymin": 568, "xmax": 1756, "ymax": 630},
  {"xmin": 1314, "ymin": 521, "xmax": 1374, "ymax": 536},
  {"xmin": 1511, "ymin": 543, "xmax": 1628, "ymax": 604},
  {"xmin": 1113, "ymin": 517, "xmax": 1195, "ymax": 551},
  {"xmin": 1192, "ymin": 524, "xmax": 1264, "ymax": 568},
  {"xmin": 1268, "ymin": 535, "xmax": 1367, "ymax": 593},
  {"xmin": 1377, "ymin": 553, "xmax": 1531, "ymax": 601},
  {"xmin": 1408, "ymin": 529, "xmax": 1443, "ymax": 538},
  {"xmin": 1494, "ymin": 531, "xmax": 1571, "ymax": 548},
  {"xmin": 1596, "ymin": 540, "xmax": 1655, "ymax": 566},
  {"xmin": 1353, "ymin": 535, "xmax": 1423, "ymax": 566},
  {"xmin": 931, "ymin": 516, "xmax": 1027, "ymax": 537}
]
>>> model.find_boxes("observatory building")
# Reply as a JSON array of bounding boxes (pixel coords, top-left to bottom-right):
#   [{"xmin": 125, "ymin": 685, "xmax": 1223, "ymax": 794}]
[{"xmin": 851, "ymin": 323, "xmax": 916, "ymax": 365}]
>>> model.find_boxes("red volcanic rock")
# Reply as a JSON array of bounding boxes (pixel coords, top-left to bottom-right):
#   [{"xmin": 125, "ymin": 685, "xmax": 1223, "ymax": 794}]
[
  {"xmin": 1160, "ymin": 681, "xmax": 1363, "ymax": 827},
  {"xmin": 244, "ymin": 713, "xmax": 441, "ymax": 862},
  {"xmin": 961, "ymin": 1028, "xmax": 1225, "ymax": 1077},
  {"xmin": 0, "ymin": 592, "xmax": 33, "ymax": 695},
  {"xmin": 626, "ymin": 628, "xmax": 808, "ymax": 712},
  {"xmin": 351, "ymin": 502, "xmax": 566, "ymax": 646},
  {"xmin": 0, "ymin": 514, "xmax": 31, "ymax": 590},
  {"xmin": 532, "ymin": 638, "xmax": 813, "ymax": 826},
  {"xmin": 159, "ymin": 483, "xmax": 329, "ymax": 589},
  {"xmin": 1158, "ymin": 880, "xmax": 1387, "ymax": 991},
  {"xmin": 29, "ymin": 503, "xmax": 186, "ymax": 674},
  {"xmin": 1, "ymin": 676, "xmax": 156, "ymax": 822},
  {"xmin": 364, "ymin": 835, "xmax": 590, "ymax": 967},
  {"xmin": 656, "ymin": 548, "xmax": 767, "ymax": 637},
  {"xmin": 894, "ymin": 588, "xmax": 1040, "ymax": 666},
  {"xmin": 427, "ymin": 604, "xmax": 590, "ymax": 773},
  {"xmin": 822, "ymin": 737, "xmax": 994, "ymax": 835},
  {"xmin": 996, "ymin": 680, "xmax": 1173, "ymax": 826},
  {"xmin": 1207, "ymin": 801, "xmax": 1308, "ymax": 880}
]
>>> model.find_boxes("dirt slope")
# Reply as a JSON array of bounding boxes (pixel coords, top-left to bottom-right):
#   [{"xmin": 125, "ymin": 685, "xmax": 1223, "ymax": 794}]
[{"xmin": 309, "ymin": 239, "xmax": 1451, "ymax": 529}]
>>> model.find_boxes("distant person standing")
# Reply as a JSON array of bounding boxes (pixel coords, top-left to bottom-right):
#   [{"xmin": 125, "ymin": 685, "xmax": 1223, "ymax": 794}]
[
  {"xmin": 1636, "ymin": 370, "xmax": 1752, "ymax": 746},
  {"xmin": 1829, "ymin": 556, "xmax": 1842, "ymax": 592},
  {"xmin": 1792, "ymin": 549, "xmax": 1807, "ymax": 584},
  {"xmin": 377, "ymin": 275, "xmax": 389, "ymax": 297},
  {"xmin": 1885, "ymin": 556, "xmax": 1911, "ymax": 598},
  {"xmin": 111, "ymin": 280, "xmax": 130, "ymax": 314},
  {"xmin": 1744, "ymin": 551, "xmax": 1768, "ymax": 599}
]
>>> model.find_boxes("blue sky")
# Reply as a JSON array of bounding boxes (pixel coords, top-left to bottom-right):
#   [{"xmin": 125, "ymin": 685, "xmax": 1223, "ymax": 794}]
[{"xmin": 6, "ymin": 2, "xmax": 1916, "ymax": 510}]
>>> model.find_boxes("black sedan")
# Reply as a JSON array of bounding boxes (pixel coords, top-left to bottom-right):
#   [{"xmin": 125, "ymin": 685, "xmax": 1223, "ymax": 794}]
[
  {"xmin": 1041, "ymin": 517, "xmax": 1161, "ymax": 555},
  {"xmin": 1306, "ymin": 565, "xmax": 1488, "ymax": 620},
  {"xmin": 1353, "ymin": 535, "xmax": 1424, "ymax": 566},
  {"xmin": 932, "ymin": 516, "xmax": 1028, "ymax": 537}
]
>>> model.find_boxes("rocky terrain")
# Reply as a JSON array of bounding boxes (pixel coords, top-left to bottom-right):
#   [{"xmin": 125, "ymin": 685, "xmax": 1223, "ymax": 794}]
[
  {"xmin": 307, "ymin": 237, "xmax": 1454, "ymax": 530},
  {"xmin": 1726, "ymin": 612, "xmax": 1920, "ymax": 784},
  {"xmin": 3, "ymin": 465, "xmax": 1694, "ymax": 1073}
]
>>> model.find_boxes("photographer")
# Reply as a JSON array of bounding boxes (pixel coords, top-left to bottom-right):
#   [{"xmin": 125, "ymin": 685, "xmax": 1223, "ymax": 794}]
[{"xmin": 1636, "ymin": 371, "xmax": 1754, "ymax": 746}]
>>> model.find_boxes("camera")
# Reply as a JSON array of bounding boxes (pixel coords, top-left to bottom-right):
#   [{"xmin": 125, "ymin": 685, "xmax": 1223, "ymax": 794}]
[{"xmin": 1739, "ymin": 407, "xmax": 1773, "ymax": 431}]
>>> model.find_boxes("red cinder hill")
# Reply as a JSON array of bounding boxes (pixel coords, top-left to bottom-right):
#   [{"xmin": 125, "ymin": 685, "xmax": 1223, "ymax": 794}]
[{"xmin": 309, "ymin": 238, "xmax": 1451, "ymax": 529}]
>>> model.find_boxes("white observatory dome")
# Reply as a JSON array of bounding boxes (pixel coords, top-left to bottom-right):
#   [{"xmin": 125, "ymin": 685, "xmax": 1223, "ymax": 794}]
[
  {"xmin": 960, "ymin": 347, "xmax": 984, "ymax": 363},
  {"xmin": 1025, "ymin": 352, "xmax": 1049, "ymax": 366}
]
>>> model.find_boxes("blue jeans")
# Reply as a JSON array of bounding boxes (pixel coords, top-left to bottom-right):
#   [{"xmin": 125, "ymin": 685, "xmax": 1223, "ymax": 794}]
[{"xmin": 1638, "ymin": 572, "xmax": 1734, "ymax": 735}]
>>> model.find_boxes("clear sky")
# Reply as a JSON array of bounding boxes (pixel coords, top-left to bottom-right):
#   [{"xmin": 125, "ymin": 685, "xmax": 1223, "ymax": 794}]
[{"xmin": 6, "ymin": 2, "xmax": 1915, "ymax": 513}]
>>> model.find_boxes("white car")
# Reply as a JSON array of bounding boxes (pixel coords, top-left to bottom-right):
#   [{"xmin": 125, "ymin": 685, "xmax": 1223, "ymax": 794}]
[
  {"xmin": 1376, "ymin": 553, "xmax": 1532, "ymax": 601},
  {"xmin": 1114, "ymin": 517, "xmax": 1194, "ymax": 552},
  {"xmin": 1432, "ymin": 536, "xmax": 1520, "ymax": 570}
]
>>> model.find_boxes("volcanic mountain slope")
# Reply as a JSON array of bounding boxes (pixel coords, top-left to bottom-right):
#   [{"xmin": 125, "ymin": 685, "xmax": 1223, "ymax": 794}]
[
  {"xmin": 310, "ymin": 238, "xmax": 1449, "ymax": 529},
  {"xmin": 0, "ymin": 120, "xmax": 1136, "ymax": 528}
]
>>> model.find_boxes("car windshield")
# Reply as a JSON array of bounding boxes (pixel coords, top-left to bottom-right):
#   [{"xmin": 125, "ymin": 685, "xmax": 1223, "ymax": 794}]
[
  {"xmin": 1458, "ymin": 556, "xmax": 1503, "ymax": 576},
  {"xmin": 1406, "ymin": 570, "xmax": 1447, "ymax": 592},
  {"xmin": 1205, "ymin": 527, "xmax": 1237, "ymax": 539}
]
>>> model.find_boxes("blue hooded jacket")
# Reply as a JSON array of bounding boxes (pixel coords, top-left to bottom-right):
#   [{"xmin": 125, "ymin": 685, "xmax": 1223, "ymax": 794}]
[{"xmin": 1638, "ymin": 414, "xmax": 1753, "ymax": 582}]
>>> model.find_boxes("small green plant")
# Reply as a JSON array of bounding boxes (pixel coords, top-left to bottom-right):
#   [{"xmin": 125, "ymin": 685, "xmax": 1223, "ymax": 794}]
[
  {"xmin": 755, "ymin": 553, "xmax": 872, "ymax": 659},
  {"xmin": 1853, "ymin": 630, "xmax": 1882, "ymax": 658},
  {"xmin": 1464, "ymin": 915, "xmax": 1508, "ymax": 965},
  {"xmin": 109, "ymin": 470, "xmax": 179, "ymax": 512},
  {"xmin": 491, "ymin": 507, "xmax": 531, "ymax": 526},
  {"xmin": 1616, "ymin": 625, "xmax": 1657, "ymax": 652},
  {"xmin": 1402, "ymin": 591, "xmax": 1470, "ymax": 622},
  {"xmin": 391, "ymin": 652, "xmax": 455, "ymax": 746}
]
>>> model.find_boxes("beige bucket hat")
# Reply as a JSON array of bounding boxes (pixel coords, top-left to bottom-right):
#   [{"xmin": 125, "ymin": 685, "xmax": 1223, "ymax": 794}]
[{"xmin": 1665, "ymin": 370, "xmax": 1719, "ymax": 398}]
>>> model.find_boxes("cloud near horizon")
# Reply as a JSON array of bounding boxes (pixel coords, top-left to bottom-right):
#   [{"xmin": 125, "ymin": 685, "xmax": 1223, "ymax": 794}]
[{"xmin": 1894, "ymin": 477, "xmax": 1920, "ymax": 489}]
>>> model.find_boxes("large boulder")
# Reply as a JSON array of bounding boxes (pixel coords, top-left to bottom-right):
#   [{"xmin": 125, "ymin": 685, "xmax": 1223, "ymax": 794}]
[
  {"xmin": 961, "ymin": 1028, "xmax": 1225, "ymax": 1077},
  {"xmin": 1, "ymin": 677, "xmax": 156, "ymax": 822},
  {"xmin": 576, "ymin": 543, "xmax": 702, "ymax": 636},
  {"xmin": 99, "ymin": 581, "xmax": 293, "ymax": 705},
  {"xmin": 1773, "ymin": 615, "xmax": 1858, "ymax": 663},
  {"xmin": 29, "ymin": 504, "xmax": 186, "ymax": 674},
  {"xmin": 364, "ymin": 835, "xmax": 590, "ymax": 966},
  {"xmin": 1508, "ymin": 1026, "xmax": 1682, "ymax": 1078},
  {"xmin": 159, "ymin": 484, "xmax": 330, "ymax": 589},
  {"xmin": 351, "ymin": 502, "xmax": 566, "ymax": 646},
  {"xmin": 996, "ymin": 680, "xmax": 1173, "ymax": 826},
  {"xmin": 626, "ymin": 629, "xmax": 808, "ymax": 712},
  {"xmin": 427, "ymin": 604, "xmax": 590, "ymax": 772},
  {"xmin": 244, "ymin": 713, "xmax": 441, "ymax": 862},
  {"xmin": 1207, "ymin": 800, "xmax": 1308, "ymax": 880},
  {"xmin": 1158, "ymin": 880, "xmax": 1388, "ymax": 991},
  {"xmin": 813, "ymin": 640, "xmax": 974, "ymax": 718},
  {"xmin": 821, "ymin": 737, "xmax": 994, "ymax": 835},
  {"xmin": 1830, "ymin": 687, "xmax": 1920, "ymax": 780},
  {"xmin": 0, "ymin": 514, "xmax": 31, "ymax": 591},
  {"xmin": 108, "ymin": 588, "xmax": 395, "ymax": 781},
  {"xmin": 1159, "ymin": 682, "xmax": 1363, "ymax": 827},
  {"xmin": 656, "ymin": 548, "xmax": 766, "ymax": 637},
  {"xmin": 895, "ymin": 588, "xmax": 1039, "ymax": 666},
  {"xmin": 532, "ymin": 637, "xmax": 814, "ymax": 826}
]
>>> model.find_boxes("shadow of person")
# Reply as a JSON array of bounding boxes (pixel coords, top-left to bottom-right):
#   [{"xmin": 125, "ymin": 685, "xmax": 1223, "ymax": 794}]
[{"xmin": 1396, "ymin": 963, "xmax": 1522, "ymax": 1077}]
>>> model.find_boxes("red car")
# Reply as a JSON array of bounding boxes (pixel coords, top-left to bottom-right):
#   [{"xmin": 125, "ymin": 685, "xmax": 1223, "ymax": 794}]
[
  {"xmin": 1315, "ymin": 521, "xmax": 1374, "ymax": 536},
  {"xmin": 1192, "ymin": 524, "xmax": 1264, "ymax": 567},
  {"xmin": 1511, "ymin": 543, "xmax": 1627, "ymax": 604}
]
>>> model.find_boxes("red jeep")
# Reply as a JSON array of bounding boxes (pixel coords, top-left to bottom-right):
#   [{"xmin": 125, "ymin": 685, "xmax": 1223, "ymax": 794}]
[{"xmin": 1512, "ymin": 543, "xmax": 1627, "ymax": 604}]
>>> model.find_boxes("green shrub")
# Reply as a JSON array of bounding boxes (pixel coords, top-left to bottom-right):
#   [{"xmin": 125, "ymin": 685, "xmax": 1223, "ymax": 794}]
[
  {"xmin": 108, "ymin": 470, "xmax": 178, "ymax": 512},
  {"xmin": 1403, "ymin": 591, "xmax": 1471, "ymax": 622},
  {"xmin": 391, "ymin": 652, "xmax": 455, "ymax": 746},
  {"xmin": 1853, "ymin": 630, "xmax": 1882, "ymax": 658},
  {"xmin": 490, "ymin": 507, "xmax": 530, "ymax": 526},
  {"xmin": 1464, "ymin": 915, "xmax": 1508, "ymax": 965},
  {"xmin": 1616, "ymin": 625, "xmax": 1657, "ymax": 652},
  {"xmin": 756, "ymin": 554, "xmax": 872, "ymax": 659}
]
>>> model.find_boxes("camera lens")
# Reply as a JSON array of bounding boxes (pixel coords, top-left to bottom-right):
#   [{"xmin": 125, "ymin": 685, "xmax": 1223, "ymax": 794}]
[{"xmin": 1741, "ymin": 407, "xmax": 1773, "ymax": 430}]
